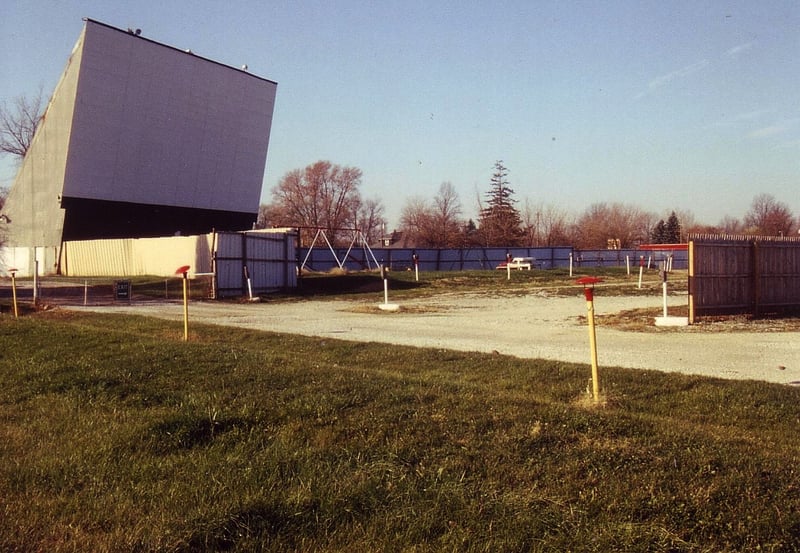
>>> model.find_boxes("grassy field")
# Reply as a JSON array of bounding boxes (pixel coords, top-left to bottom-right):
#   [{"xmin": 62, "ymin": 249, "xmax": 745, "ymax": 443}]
[
  {"xmin": 1, "ymin": 296, "xmax": 799, "ymax": 552},
  {"xmin": 3, "ymin": 266, "xmax": 681, "ymax": 308},
  {"xmin": 295, "ymin": 266, "xmax": 684, "ymax": 299}
]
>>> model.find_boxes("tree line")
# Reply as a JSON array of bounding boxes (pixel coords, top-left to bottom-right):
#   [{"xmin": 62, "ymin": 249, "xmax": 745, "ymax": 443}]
[
  {"xmin": 259, "ymin": 159, "xmax": 798, "ymax": 249},
  {"xmin": 1, "ymin": 94, "xmax": 796, "ymax": 248}
]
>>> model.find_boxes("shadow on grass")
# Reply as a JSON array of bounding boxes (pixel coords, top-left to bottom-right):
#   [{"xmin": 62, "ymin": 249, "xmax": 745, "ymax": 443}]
[
  {"xmin": 296, "ymin": 273, "xmax": 423, "ymax": 296},
  {"xmin": 145, "ymin": 414, "xmax": 257, "ymax": 455}
]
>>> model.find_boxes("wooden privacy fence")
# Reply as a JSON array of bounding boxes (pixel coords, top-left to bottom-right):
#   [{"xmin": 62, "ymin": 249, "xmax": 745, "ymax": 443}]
[{"xmin": 688, "ymin": 234, "xmax": 800, "ymax": 323}]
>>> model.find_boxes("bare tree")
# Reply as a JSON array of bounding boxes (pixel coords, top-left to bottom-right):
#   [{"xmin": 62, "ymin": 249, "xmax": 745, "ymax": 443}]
[
  {"xmin": 522, "ymin": 200, "xmax": 572, "ymax": 246},
  {"xmin": 744, "ymin": 193, "xmax": 794, "ymax": 236},
  {"xmin": 717, "ymin": 215, "xmax": 744, "ymax": 235},
  {"xmin": 572, "ymin": 202, "xmax": 654, "ymax": 249},
  {"xmin": 399, "ymin": 182, "xmax": 464, "ymax": 247},
  {"xmin": 354, "ymin": 197, "xmax": 386, "ymax": 245},
  {"xmin": 673, "ymin": 209, "xmax": 720, "ymax": 238},
  {"xmin": 262, "ymin": 161, "xmax": 378, "ymax": 246},
  {"xmin": 431, "ymin": 182, "xmax": 464, "ymax": 247},
  {"xmin": 0, "ymin": 88, "xmax": 45, "ymax": 158},
  {"xmin": 256, "ymin": 203, "xmax": 284, "ymax": 230},
  {"xmin": 399, "ymin": 196, "xmax": 436, "ymax": 247}
]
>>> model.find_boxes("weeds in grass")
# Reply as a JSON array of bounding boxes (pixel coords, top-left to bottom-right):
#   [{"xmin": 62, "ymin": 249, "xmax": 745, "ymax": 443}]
[{"xmin": 1, "ymin": 310, "xmax": 799, "ymax": 551}]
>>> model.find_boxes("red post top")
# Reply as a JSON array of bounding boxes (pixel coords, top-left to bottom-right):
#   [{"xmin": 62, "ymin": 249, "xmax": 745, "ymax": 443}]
[
  {"xmin": 576, "ymin": 276, "xmax": 602, "ymax": 302},
  {"xmin": 175, "ymin": 265, "xmax": 191, "ymax": 277},
  {"xmin": 576, "ymin": 276, "xmax": 602, "ymax": 286}
]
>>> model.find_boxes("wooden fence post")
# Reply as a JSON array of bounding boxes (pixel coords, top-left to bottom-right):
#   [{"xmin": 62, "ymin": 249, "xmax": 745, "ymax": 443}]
[
  {"xmin": 688, "ymin": 240, "xmax": 695, "ymax": 324},
  {"xmin": 752, "ymin": 240, "xmax": 760, "ymax": 318}
]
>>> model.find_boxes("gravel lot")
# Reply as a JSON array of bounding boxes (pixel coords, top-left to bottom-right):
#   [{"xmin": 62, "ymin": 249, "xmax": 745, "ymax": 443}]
[{"xmin": 71, "ymin": 290, "xmax": 800, "ymax": 386}]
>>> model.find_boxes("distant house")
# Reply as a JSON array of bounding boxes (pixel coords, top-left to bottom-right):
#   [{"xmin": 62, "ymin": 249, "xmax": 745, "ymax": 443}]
[{"xmin": 376, "ymin": 230, "xmax": 415, "ymax": 249}]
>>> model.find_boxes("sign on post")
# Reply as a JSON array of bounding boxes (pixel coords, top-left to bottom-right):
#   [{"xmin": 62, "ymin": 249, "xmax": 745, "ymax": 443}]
[{"xmin": 114, "ymin": 279, "xmax": 131, "ymax": 301}]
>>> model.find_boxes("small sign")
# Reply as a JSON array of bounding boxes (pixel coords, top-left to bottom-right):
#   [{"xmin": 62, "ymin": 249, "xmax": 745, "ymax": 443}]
[{"xmin": 114, "ymin": 279, "xmax": 131, "ymax": 301}]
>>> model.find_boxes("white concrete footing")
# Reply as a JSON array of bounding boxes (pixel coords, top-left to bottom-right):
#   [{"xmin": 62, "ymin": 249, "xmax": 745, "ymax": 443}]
[{"xmin": 655, "ymin": 316, "xmax": 689, "ymax": 327}]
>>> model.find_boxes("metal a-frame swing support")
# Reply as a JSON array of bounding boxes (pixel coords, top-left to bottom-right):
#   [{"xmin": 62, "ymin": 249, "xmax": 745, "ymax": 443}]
[{"xmin": 299, "ymin": 228, "xmax": 380, "ymax": 272}]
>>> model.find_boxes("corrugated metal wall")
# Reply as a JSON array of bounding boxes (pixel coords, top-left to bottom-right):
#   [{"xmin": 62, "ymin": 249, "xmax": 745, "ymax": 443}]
[
  {"xmin": 60, "ymin": 234, "xmax": 214, "ymax": 277},
  {"xmin": 57, "ymin": 231, "xmax": 297, "ymax": 297},
  {"xmin": 215, "ymin": 231, "xmax": 297, "ymax": 297}
]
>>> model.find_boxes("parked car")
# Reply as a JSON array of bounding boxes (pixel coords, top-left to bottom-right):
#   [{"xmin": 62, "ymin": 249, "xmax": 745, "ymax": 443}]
[{"xmin": 496, "ymin": 257, "xmax": 533, "ymax": 270}]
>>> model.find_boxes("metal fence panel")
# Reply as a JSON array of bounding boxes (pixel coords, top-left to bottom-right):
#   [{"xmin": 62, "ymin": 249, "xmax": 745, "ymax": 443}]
[
  {"xmin": 214, "ymin": 230, "xmax": 297, "ymax": 298},
  {"xmin": 297, "ymin": 246, "xmax": 686, "ymax": 273}
]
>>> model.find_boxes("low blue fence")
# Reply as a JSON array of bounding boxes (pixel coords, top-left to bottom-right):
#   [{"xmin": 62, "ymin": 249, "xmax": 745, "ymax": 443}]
[{"xmin": 298, "ymin": 246, "xmax": 688, "ymax": 272}]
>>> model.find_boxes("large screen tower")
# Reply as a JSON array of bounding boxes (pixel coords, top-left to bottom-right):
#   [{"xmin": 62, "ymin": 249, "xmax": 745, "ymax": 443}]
[{"xmin": 1, "ymin": 18, "xmax": 277, "ymax": 247}]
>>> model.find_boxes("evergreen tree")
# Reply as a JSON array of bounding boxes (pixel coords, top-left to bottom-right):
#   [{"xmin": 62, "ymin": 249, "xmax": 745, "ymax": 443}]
[
  {"xmin": 478, "ymin": 161, "xmax": 524, "ymax": 246},
  {"xmin": 463, "ymin": 218, "xmax": 479, "ymax": 246},
  {"xmin": 650, "ymin": 212, "xmax": 681, "ymax": 243},
  {"xmin": 665, "ymin": 211, "xmax": 681, "ymax": 242},
  {"xmin": 650, "ymin": 220, "xmax": 667, "ymax": 243}
]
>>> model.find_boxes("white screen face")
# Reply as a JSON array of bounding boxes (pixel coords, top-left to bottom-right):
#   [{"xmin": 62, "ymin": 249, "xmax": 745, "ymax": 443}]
[{"xmin": 62, "ymin": 21, "xmax": 276, "ymax": 213}]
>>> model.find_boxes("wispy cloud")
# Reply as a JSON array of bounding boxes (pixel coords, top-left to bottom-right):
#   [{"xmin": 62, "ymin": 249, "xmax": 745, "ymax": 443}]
[
  {"xmin": 635, "ymin": 59, "xmax": 710, "ymax": 99},
  {"xmin": 729, "ymin": 109, "xmax": 770, "ymax": 123},
  {"xmin": 648, "ymin": 59, "xmax": 710, "ymax": 90},
  {"xmin": 776, "ymin": 139, "xmax": 800, "ymax": 150},
  {"xmin": 750, "ymin": 125, "xmax": 787, "ymax": 139},
  {"xmin": 708, "ymin": 109, "xmax": 771, "ymax": 128},
  {"xmin": 726, "ymin": 41, "xmax": 755, "ymax": 57},
  {"xmin": 637, "ymin": 41, "xmax": 755, "ymax": 100},
  {"xmin": 749, "ymin": 118, "xmax": 800, "ymax": 139}
]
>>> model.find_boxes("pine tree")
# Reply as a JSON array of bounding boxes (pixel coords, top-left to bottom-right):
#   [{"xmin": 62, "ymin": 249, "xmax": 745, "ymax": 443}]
[
  {"xmin": 665, "ymin": 211, "xmax": 681, "ymax": 243},
  {"xmin": 650, "ymin": 220, "xmax": 667, "ymax": 243},
  {"xmin": 478, "ymin": 161, "xmax": 524, "ymax": 246}
]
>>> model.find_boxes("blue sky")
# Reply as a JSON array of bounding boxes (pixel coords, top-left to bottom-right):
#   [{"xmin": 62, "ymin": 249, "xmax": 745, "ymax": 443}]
[{"xmin": 3, "ymin": 1, "xmax": 799, "ymax": 229}]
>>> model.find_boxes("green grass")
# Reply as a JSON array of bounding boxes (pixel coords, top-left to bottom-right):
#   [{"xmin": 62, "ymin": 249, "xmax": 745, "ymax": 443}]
[
  {"xmin": 296, "ymin": 267, "xmax": 681, "ymax": 299},
  {"xmin": 5, "ymin": 275, "xmax": 215, "ymax": 306},
  {"xmin": 2, "ymin": 308, "xmax": 798, "ymax": 552},
  {"xmin": 9, "ymin": 266, "xmax": 677, "ymax": 307}
]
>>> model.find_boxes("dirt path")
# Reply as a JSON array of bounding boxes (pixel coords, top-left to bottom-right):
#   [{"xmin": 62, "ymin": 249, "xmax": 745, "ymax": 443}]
[{"xmin": 71, "ymin": 292, "xmax": 800, "ymax": 385}]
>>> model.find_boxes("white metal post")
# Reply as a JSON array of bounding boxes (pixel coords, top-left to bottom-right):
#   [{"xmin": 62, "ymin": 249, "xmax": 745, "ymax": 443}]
[
  {"xmin": 10, "ymin": 269, "xmax": 18, "ymax": 318},
  {"xmin": 638, "ymin": 256, "xmax": 644, "ymax": 289},
  {"xmin": 33, "ymin": 259, "xmax": 39, "ymax": 306}
]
